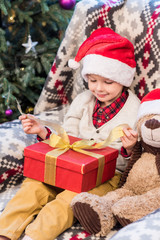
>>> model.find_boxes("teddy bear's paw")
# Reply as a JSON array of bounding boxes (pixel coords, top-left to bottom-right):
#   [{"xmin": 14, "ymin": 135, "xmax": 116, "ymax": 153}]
[
  {"xmin": 72, "ymin": 201, "xmax": 115, "ymax": 236},
  {"xmin": 111, "ymin": 196, "xmax": 140, "ymax": 227},
  {"xmin": 71, "ymin": 192, "xmax": 102, "ymax": 234},
  {"xmin": 114, "ymin": 215, "xmax": 132, "ymax": 227},
  {"xmin": 71, "ymin": 192, "xmax": 104, "ymax": 210},
  {"xmin": 71, "ymin": 192, "xmax": 116, "ymax": 236},
  {"xmin": 73, "ymin": 201, "xmax": 101, "ymax": 234}
]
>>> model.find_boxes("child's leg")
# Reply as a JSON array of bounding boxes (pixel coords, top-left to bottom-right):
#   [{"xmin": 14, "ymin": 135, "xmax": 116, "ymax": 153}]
[
  {"xmin": 24, "ymin": 173, "xmax": 121, "ymax": 240},
  {"xmin": 24, "ymin": 190, "xmax": 77, "ymax": 240},
  {"xmin": 0, "ymin": 178, "xmax": 58, "ymax": 240}
]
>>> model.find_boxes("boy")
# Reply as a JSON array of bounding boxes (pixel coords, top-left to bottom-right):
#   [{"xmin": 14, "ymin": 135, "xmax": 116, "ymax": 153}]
[{"xmin": 0, "ymin": 27, "xmax": 140, "ymax": 240}]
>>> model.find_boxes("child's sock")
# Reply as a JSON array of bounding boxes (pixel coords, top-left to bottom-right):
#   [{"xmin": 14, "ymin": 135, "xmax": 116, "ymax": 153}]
[{"xmin": 22, "ymin": 235, "xmax": 33, "ymax": 240}]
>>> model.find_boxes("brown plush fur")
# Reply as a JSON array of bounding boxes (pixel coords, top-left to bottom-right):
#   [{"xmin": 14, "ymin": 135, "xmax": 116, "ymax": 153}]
[{"xmin": 71, "ymin": 114, "xmax": 160, "ymax": 236}]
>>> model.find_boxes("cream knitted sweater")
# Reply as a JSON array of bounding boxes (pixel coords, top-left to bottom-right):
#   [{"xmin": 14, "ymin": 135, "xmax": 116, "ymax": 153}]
[{"xmin": 63, "ymin": 89, "xmax": 140, "ymax": 171}]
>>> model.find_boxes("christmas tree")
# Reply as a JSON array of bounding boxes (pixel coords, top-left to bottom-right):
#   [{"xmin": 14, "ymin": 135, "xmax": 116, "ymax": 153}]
[{"xmin": 0, "ymin": 0, "xmax": 78, "ymax": 123}]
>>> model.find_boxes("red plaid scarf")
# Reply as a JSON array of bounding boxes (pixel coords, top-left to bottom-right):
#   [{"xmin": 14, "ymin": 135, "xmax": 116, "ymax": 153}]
[{"xmin": 92, "ymin": 90, "xmax": 128, "ymax": 129}]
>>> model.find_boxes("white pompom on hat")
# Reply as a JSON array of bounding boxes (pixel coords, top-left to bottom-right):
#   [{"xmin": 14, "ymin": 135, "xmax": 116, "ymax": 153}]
[
  {"xmin": 137, "ymin": 89, "xmax": 160, "ymax": 121},
  {"xmin": 68, "ymin": 27, "xmax": 136, "ymax": 87}
]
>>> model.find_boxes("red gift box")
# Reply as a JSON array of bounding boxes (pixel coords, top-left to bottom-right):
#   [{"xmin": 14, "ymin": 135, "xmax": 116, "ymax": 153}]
[{"xmin": 23, "ymin": 135, "xmax": 118, "ymax": 193}]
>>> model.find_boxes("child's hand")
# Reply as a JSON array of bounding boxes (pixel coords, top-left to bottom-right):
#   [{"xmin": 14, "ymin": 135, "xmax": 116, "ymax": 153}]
[
  {"xmin": 120, "ymin": 128, "xmax": 138, "ymax": 156},
  {"xmin": 19, "ymin": 114, "xmax": 47, "ymax": 139}
]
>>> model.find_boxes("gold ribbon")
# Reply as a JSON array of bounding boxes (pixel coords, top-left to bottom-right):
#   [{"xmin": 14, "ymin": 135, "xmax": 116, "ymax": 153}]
[{"xmin": 43, "ymin": 123, "xmax": 129, "ymax": 187}]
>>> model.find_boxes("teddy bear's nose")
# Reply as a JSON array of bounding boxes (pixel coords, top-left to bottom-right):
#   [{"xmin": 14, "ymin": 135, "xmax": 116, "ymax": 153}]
[{"xmin": 145, "ymin": 119, "xmax": 160, "ymax": 130}]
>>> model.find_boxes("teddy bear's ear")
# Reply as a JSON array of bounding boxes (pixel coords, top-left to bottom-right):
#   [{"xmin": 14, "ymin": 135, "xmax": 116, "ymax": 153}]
[{"xmin": 119, "ymin": 141, "xmax": 142, "ymax": 187}]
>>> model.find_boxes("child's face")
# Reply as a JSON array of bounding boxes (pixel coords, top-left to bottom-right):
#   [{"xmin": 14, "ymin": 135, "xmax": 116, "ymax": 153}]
[{"xmin": 87, "ymin": 74, "xmax": 124, "ymax": 107}]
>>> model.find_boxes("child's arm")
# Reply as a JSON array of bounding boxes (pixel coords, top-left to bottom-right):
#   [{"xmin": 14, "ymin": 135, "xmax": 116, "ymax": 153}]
[
  {"xmin": 120, "ymin": 128, "xmax": 138, "ymax": 156},
  {"xmin": 19, "ymin": 114, "xmax": 48, "ymax": 140}
]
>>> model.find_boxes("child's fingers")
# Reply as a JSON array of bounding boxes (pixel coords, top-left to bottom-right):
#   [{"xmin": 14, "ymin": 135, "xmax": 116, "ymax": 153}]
[
  {"xmin": 121, "ymin": 136, "xmax": 129, "ymax": 144},
  {"xmin": 122, "ymin": 136, "xmax": 137, "ymax": 145},
  {"xmin": 128, "ymin": 129, "xmax": 138, "ymax": 137},
  {"xmin": 23, "ymin": 126, "xmax": 32, "ymax": 132},
  {"xmin": 22, "ymin": 121, "xmax": 33, "ymax": 128},
  {"xmin": 122, "ymin": 128, "xmax": 131, "ymax": 137},
  {"xmin": 123, "ymin": 128, "xmax": 138, "ymax": 138},
  {"xmin": 27, "ymin": 114, "xmax": 38, "ymax": 121},
  {"xmin": 21, "ymin": 119, "xmax": 33, "ymax": 128},
  {"xmin": 19, "ymin": 114, "xmax": 27, "ymax": 120},
  {"xmin": 21, "ymin": 116, "xmax": 38, "ymax": 125},
  {"xmin": 19, "ymin": 114, "xmax": 37, "ymax": 122}
]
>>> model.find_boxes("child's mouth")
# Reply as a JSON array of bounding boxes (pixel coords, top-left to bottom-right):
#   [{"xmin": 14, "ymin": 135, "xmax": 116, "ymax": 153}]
[{"xmin": 97, "ymin": 93, "xmax": 107, "ymax": 98}]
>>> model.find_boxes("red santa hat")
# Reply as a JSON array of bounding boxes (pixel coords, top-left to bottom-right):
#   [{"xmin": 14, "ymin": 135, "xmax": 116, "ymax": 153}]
[
  {"xmin": 68, "ymin": 27, "xmax": 136, "ymax": 87},
  {"xmin": 137, "ymin": 89, "xmax": 160, "ymax": 120}
]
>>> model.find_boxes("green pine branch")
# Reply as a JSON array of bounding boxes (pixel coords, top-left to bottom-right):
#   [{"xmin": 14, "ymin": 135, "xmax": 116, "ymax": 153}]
[{"xmin": 0, "ymin": 0, "xmax": 80, "ymax": 123}]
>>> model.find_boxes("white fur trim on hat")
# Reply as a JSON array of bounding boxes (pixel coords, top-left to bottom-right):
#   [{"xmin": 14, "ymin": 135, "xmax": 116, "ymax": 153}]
[
  {"xmin": 81, "ymin": 54, "xmax": 136, "ymax": 87},
  {"xmin": 137, "ymin": 99, "xmax": 160, "ymax": 121}
]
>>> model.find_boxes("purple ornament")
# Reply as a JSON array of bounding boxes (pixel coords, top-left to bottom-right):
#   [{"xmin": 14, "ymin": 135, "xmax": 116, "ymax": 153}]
[
  {"xmin": 5, "ymin": 109, "xmax": 13, "ymax": 116},
  {"xmin": 59, "ymin": 0, "xmax": 76, "ymax": 10}
]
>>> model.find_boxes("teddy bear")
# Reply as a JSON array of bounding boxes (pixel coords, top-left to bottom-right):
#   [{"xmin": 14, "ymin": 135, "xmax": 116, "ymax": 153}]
[{"xmin": 71, "ymin": 88, "xmax": 160, "ymax": 237}]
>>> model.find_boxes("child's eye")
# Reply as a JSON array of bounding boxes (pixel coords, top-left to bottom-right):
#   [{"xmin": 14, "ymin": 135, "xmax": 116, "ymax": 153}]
[
  {"xmin": 89, "ymin": 79, "xmax": 96, "ymax": 82},
  {"xmin": 105, "ymin": 81, "xmax": 113, "ymax": 84}
]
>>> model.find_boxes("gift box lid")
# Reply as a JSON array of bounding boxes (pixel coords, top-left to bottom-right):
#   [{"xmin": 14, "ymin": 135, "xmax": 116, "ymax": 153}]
[{"xmin": 24, "ymin": 135, "xmax": 118, "ymax": 174}]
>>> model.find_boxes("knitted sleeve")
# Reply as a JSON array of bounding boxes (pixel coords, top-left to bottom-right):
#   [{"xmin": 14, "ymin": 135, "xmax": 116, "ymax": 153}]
[{"xmin": 37, "ymin": 127, "xmax": 52, "ymax": 142}]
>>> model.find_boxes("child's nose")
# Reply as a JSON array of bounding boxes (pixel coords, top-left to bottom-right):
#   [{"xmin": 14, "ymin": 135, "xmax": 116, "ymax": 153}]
[{"xmin": 97, "ymin": 82, "xmax": 103, "ymax": 91}]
